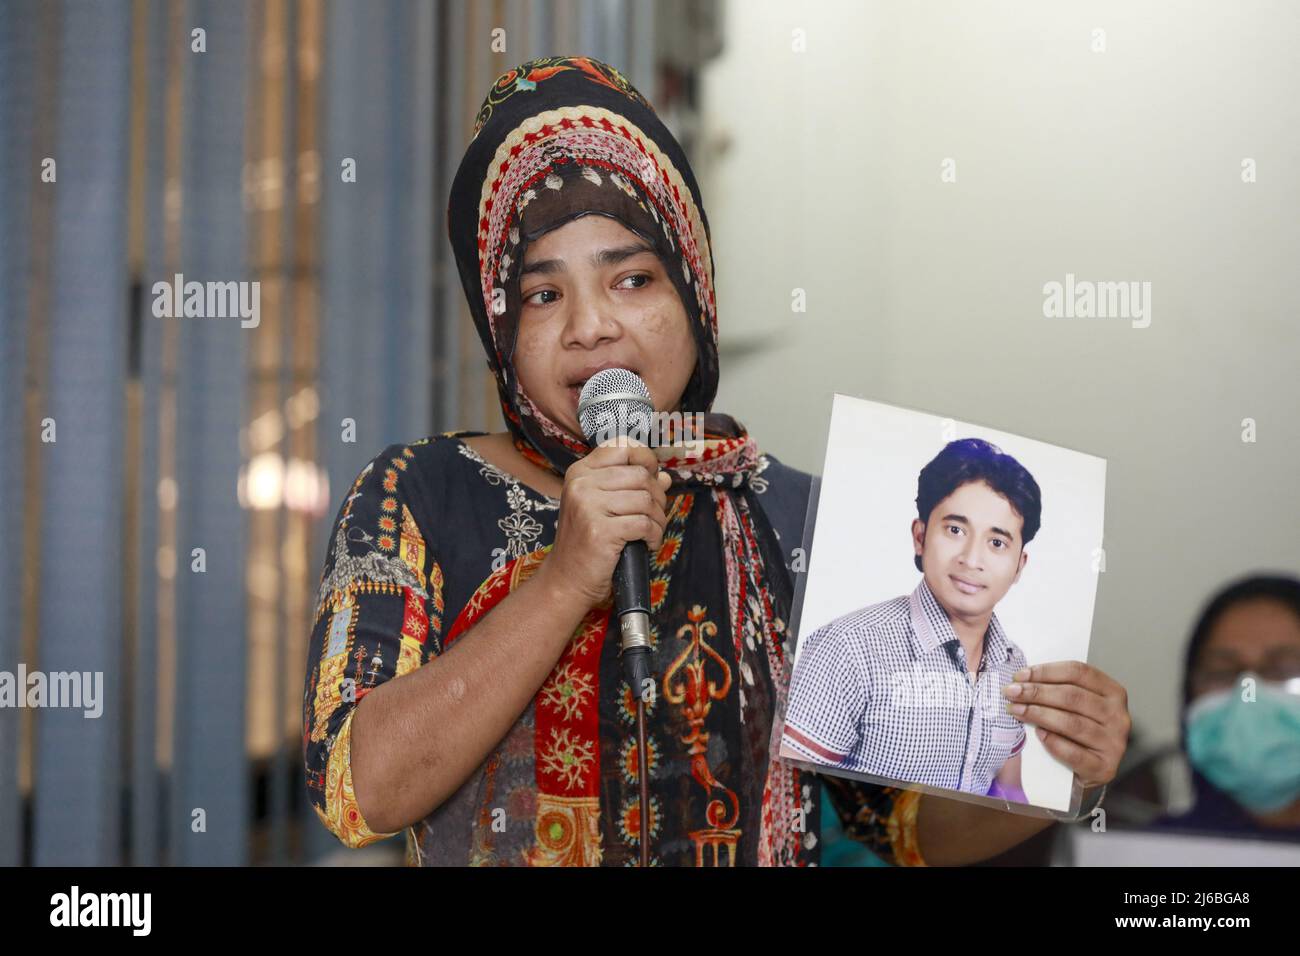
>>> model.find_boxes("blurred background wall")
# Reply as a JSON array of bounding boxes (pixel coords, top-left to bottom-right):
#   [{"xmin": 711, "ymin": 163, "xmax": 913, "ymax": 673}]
[
  {"xmin": 701, "ymin": 0, "xmax": 1300, "ymax": 772},
  {"xmin": 0, "ymin": 0, "xmax": 1296, "ymax": 866}
]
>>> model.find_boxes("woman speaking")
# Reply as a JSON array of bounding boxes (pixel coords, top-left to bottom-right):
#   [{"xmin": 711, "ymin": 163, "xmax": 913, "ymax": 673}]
[{"xmin": 302, "ymin": 55, "xmax": 1129, "ymax": 866}]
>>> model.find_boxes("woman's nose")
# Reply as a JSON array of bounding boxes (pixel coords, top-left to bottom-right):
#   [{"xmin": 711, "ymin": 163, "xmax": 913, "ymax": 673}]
[{"xmin": 562, "ymin": 291, "xmax": 621, "ymax": 348}]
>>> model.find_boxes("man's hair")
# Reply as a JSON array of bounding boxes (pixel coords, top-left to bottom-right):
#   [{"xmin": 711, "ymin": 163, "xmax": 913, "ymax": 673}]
[{"xmin": 914, "ymin": 438, "xmax": 1042, "ymax": 572}]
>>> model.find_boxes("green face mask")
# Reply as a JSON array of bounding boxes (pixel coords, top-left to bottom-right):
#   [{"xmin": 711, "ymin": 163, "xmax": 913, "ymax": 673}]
[{"xmin": 1185, "ymin": 678, "xmax": 1300, "ymax": 814}]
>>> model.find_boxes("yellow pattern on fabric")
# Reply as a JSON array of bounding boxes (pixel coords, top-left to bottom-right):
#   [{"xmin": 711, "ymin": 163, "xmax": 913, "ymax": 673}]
[
  {"xmin": 398, "ymin": 504, "xmax": 427, "ymax": 591},
  {"xmin": 311, "ymin": 653, "xmax": 346, "ymax": 742},
  {"xmin": 394, "ymin": 635, "xmax": 422, "ymax": 678},
  {"xmin": 524, "ymin": 794, "xmax": 603, "ymax": 867},
  {"xmin": 314, "ymin": 707, "xmax": 400, "ymax": 849}
]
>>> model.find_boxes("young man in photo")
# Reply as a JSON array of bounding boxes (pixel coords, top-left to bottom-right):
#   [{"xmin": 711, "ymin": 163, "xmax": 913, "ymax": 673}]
[{"xmin": 780, "ymin": 438, "xmax": 1040, "ymax": 799}]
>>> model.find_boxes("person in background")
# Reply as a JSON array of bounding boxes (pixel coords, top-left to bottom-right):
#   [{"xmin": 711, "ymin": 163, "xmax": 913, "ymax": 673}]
[{"xmin": 1148, "ymin": 574, "xmax": 1300, "ymax": 840}]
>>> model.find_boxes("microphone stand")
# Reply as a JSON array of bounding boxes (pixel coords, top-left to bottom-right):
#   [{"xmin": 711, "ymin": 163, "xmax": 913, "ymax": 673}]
[
  {"xmin": 614, "ymin": 540, "xmax": 653, "ymax": 867},
  {"xmin": 636, "ymin": 699, "xmax": 650, "ymax": 868}
]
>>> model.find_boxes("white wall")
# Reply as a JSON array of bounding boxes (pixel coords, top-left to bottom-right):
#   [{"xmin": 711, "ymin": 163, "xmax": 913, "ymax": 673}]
[{"xmin": 698, "ymin": 0, "xmax": 1300, "ymax": 749}]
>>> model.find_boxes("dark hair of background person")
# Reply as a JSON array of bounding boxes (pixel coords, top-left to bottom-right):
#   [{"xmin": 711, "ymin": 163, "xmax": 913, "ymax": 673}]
[{"xmin": 914, "ymin": 438, "xmax": 1043, "ymax": 573}]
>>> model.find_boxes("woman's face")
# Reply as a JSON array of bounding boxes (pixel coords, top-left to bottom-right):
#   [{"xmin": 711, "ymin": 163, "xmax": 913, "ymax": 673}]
[
  {"xmin": 1189, "ymin": 599, "xmax": 1300, "ymax": 701},
  {"xmin": 511, "ymin": 214, "xmax": 698, "ymax": 440}
]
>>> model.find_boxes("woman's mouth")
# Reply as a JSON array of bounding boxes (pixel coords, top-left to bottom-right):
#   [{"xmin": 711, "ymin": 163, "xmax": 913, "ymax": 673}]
[{"xmin": 950, "ymin": 575, "xmax": 985, "ymax": 595}]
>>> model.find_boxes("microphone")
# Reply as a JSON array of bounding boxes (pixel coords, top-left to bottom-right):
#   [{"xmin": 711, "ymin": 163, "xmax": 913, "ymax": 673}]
[{"xmin": 577, "ymin": 368, "xmax": 655, "ymax": 697}]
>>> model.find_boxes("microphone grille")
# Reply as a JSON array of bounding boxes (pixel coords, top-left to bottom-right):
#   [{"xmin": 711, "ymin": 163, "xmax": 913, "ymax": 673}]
[{"xmin": 578, "ymin": 368, "xmax": 653, "ymax": 444}]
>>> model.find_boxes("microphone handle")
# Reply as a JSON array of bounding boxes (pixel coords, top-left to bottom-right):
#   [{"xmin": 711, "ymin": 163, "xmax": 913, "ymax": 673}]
[{"xmin": 613, "ymin": 540, "xmax": 653, "ymax": 694}]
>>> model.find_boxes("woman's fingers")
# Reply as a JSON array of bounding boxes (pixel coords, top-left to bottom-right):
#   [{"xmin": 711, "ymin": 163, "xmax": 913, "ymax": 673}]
[
  {"xmin": 586, "ymin": 441, "xmax": 660, "ymax": 474},
  {"xmin": 1002, "ymin": 660, "xmax": 1132, "ymax": 790},
  {"xmin": 1009, "ymin": 703, "xmax": 1107, "ymax": 750},
  {"xmin": 1003, "ymin": 679, "xmax": 1109, "ymax": 725},
  {"xmin": 602, "ymin": 487, "xmax": 668, "ymax": 552},
  {"xmin": 602, "ymin": 489, "xmax": 667, "ymax": 524},
  {"xmin": 583, "ymin": 449, "xmax": 668, "ymax": 516},
  {"xmin": 549, "ymin": 442, "xmax": 671, "ymax": 608},
  {"xmin": 610, "ymin": 513, "xmax": 665, "ymax": 550},
  {"xmin": 593, "ymin": 463, "xmax": 666, "ymax": 495},
  {"xmin": 1014, "ymin": 661, "xmax": 1122, "ymax": 701}
]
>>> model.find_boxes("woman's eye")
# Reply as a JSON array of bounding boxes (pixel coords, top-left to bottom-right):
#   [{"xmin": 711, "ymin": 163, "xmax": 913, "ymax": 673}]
[
  {"xmin": 524, "ymin": 275, "xmax": 648, "ymax": 306},
  {"xmin": 524, "ymin": 289, "xmax": 558, "ymax": 307}
]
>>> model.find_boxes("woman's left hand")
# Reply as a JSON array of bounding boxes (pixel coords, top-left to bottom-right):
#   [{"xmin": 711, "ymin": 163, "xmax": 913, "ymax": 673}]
[{"xmin": 1002, "ymin": 661, "xmax": 1132, "ymax": 789}]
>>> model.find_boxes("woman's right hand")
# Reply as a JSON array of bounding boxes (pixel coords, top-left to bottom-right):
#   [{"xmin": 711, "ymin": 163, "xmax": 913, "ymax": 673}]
[{"xmin": 539, "ymin": 439, "xmax": 672, "ymax": 608}]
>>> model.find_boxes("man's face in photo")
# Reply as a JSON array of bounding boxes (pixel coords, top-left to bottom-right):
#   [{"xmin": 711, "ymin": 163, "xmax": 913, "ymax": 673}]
[{"xmin": 912, "ymin": 479, "xmax": 1028, "ymax": 619}]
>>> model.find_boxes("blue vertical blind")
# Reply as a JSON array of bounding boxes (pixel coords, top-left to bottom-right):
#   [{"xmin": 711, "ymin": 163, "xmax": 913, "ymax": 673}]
[{"xmin": 0, "ymin": 0, "xmax": 705, "ymax": 866}]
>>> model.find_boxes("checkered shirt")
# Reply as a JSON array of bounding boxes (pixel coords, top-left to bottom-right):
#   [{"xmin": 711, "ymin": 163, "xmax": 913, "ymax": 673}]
[{"xmin": 781, "ymin": 576, "xmax": 1028, "ymax": 794}]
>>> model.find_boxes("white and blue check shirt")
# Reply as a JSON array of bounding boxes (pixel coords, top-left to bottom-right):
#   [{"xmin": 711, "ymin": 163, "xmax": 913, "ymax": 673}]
[{"xmin": 780, "ymin": 577, "xmax": 1028, "ymax": 795}]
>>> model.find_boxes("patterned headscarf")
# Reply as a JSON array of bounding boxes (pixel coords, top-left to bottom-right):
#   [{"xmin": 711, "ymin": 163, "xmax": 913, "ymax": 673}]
[
  {"xmin": 443, "ymin": 55, "xmax": 812, "ymax": 866},
  {"xmin": 447, "ymin": 54, "xmax": 722, "ymax": 475}
]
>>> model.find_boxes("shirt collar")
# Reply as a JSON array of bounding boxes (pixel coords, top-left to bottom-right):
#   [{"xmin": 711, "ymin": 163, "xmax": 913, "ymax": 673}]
[{"xmin": 908, "ymin": 576, "xmax": 1012, "ymax": 666}]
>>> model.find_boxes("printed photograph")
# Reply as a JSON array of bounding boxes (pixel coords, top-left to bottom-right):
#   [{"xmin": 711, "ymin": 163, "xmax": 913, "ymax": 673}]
[{"xmin": 778, "ymin": 395, "xmax": 1107, "ymax": 813}]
